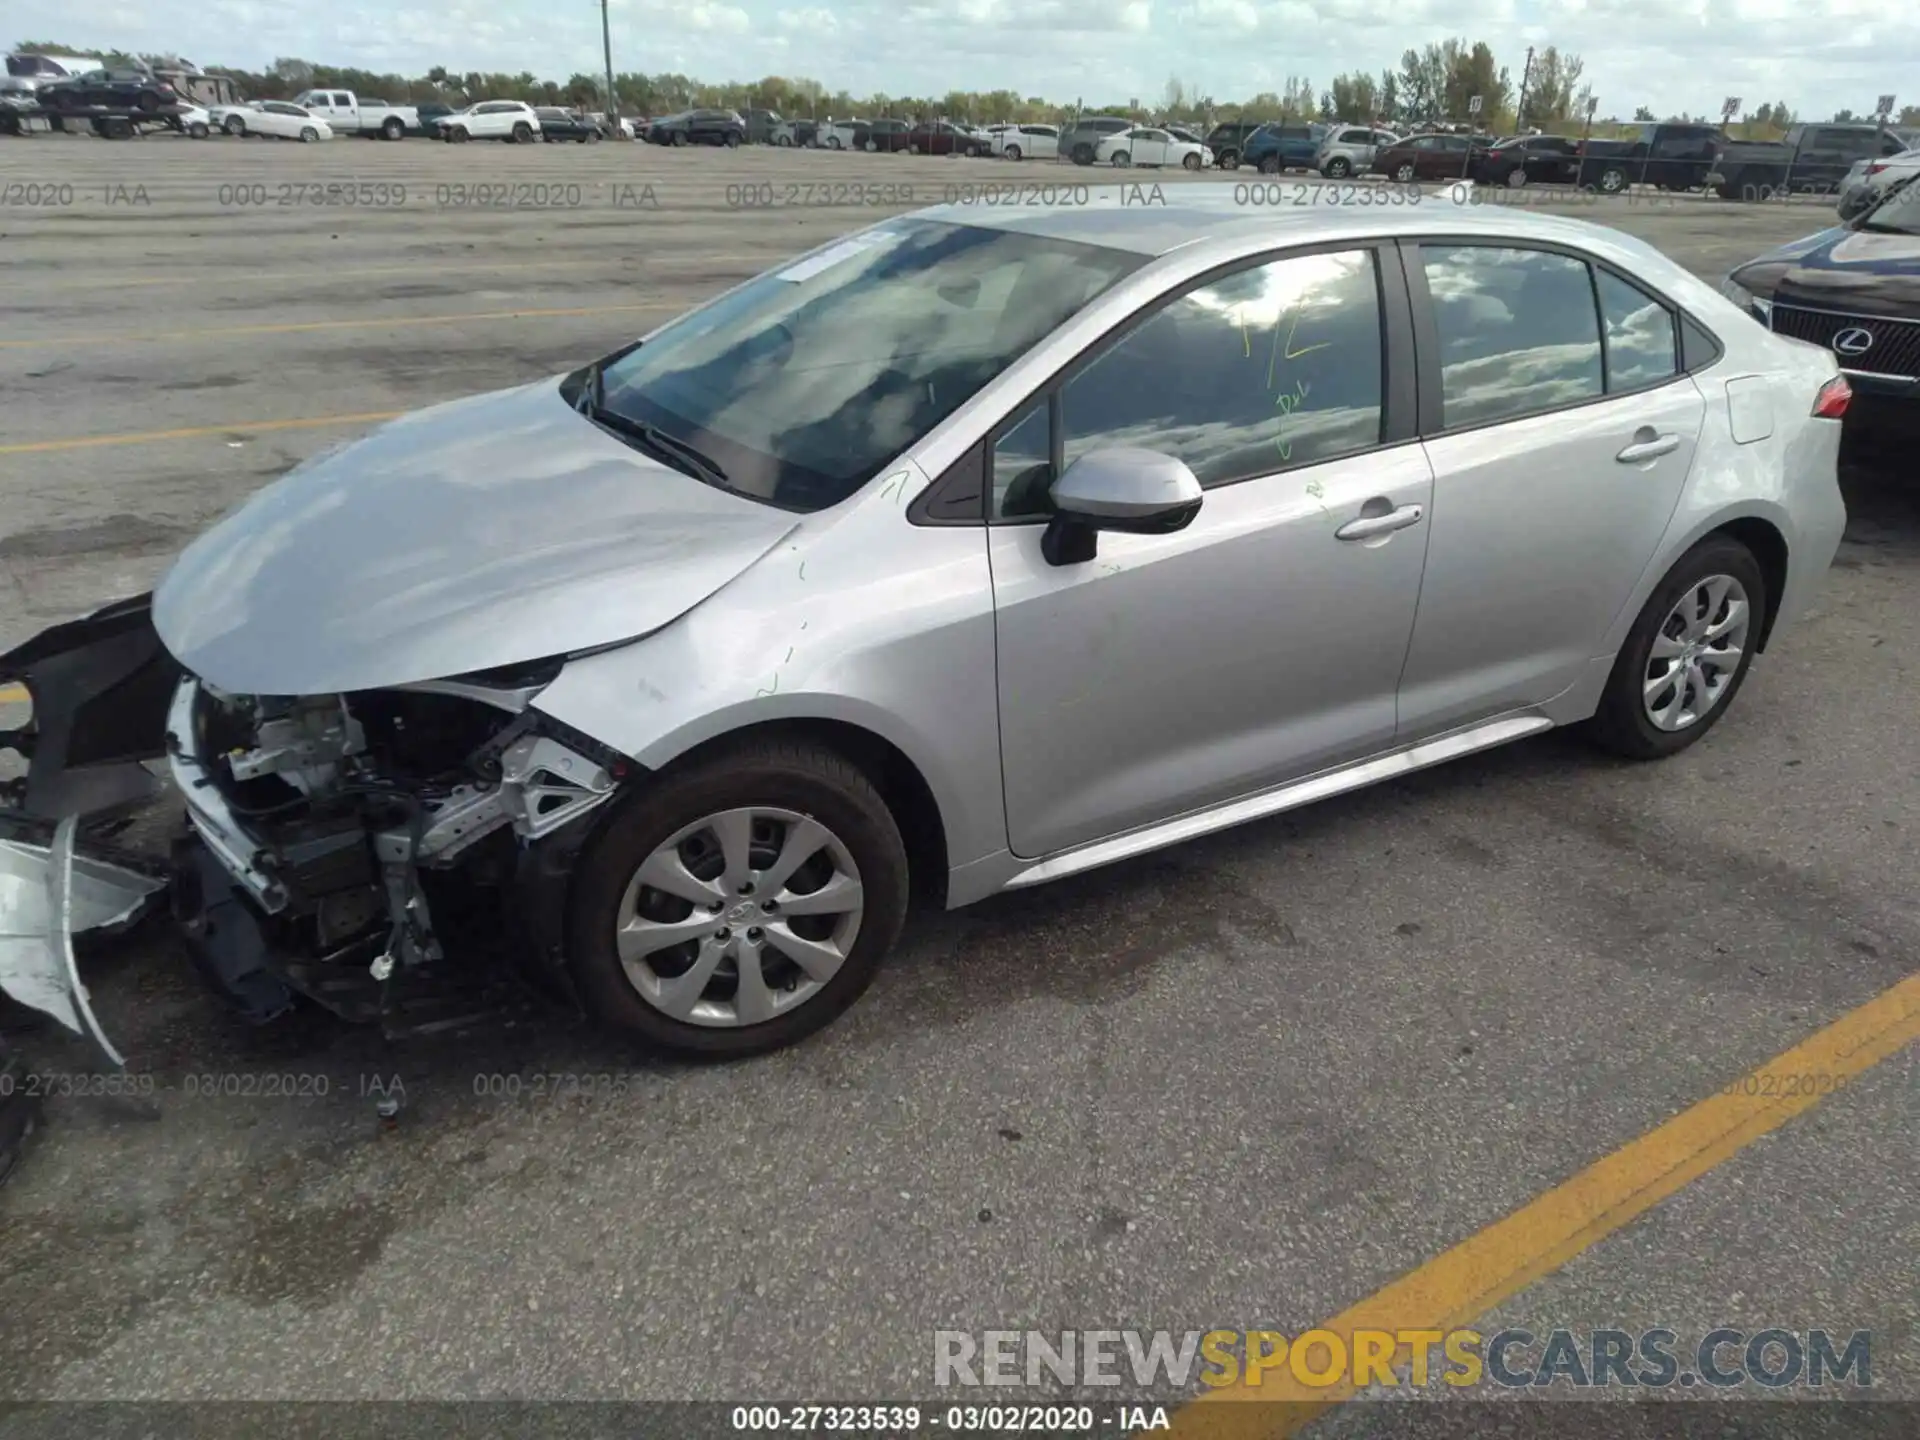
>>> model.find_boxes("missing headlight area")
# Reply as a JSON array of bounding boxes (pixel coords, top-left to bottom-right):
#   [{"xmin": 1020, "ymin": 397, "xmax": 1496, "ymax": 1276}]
[
  {"xmin": 1, "ymin": 597, "xmax": 628, "ymax": 1053},
  {"xmin": 166, "ymin": 678, "xmax": 621, "ymax": 1028}
]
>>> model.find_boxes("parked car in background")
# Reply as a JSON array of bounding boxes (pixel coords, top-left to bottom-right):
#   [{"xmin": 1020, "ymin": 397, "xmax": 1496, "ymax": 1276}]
[
  {"xmin": 1574, "ymin": 121, "xmax": 1723, "ymax": 193},
  {"xmin": 1470, "ymin": 133, "xmax": 1581, "ymax": 188},
  {"xmin": 223, "ymin": 100, "xmax": 332, "ymax": 142},
  {"xmin": 819, "ymin": 118, "xmax": 869, "ymax": 149},
  {"xmin": 1061, "ymin": 115, "xmax": 1134, "ymax": 165},
  {"xmin": 416, "ymin": 102, "xmax": 456, "ymax": 129},
  {"xmin": 534, "ymin": 107, "xmax": 603, "ymax": 143},
  {"xmin": 436, "ymin": 100, "xmax": 540, "ymax": 143},
  {"xmin": 1, "ymin": 52, "xmax": 101, "ymax": 96},
  {"xmin": 861, "ymin": 118, "xmax": 913, "ymax": 152},
  {"xmin": 173, "ymin": 102, "xmax": 212, "ymax": 138},
  {"xmin": 1374, "ymin": 132, "xmax": 1482, "ymax": 182},
  {"xmin": 1203, "ymin": 120, "xmax": 1266, "ymax": 171},
  {"xmin": 1094, "ymin": 126, "xmax": 1211, "ymax": 170},
  {"xmin": 1244, "ymin": 122, "xmax": 1330, "ymax": 174},
  {"xmin": 743, "ymin": 107, "xmax": 781, "ymax": 144},
  {"xmin": 648, "ymin": 108, "xmax": 746, "ymax": 147},
  {"xmin": 1722, "ymin": 179, "xmax": 1920, "ymax": 433},
  {"xmin": 290, "ymin": 89, "xmax": 420, "ymax": 139},
  {"xmin": 1317, "ymin": 124, "xmax": 1398, "ymax": 178},
  {"xmin": 1164, "ymin": 124, "xmax": 1205, "ymax": 146},
  {"xmin": 1837, "ymin": 148, "xmax": 1920, "ymax": 219},
  {"xmin": 995, "ymin": 123, "xmax": 1059, "ymax": 161},
  {"xmin": 770, "ymin": 118, "xmax": 818, "ymax": 147},
  {"xmin": 1708, "ymin": 123, "xmax": 1915, "ymax": 201},
  {"xmin": 909, "ymin": 120, "xmax": 991, "ymax": 156},
  {"xmin": 38, "ymin": 66, "xmax": 181, "ymax": 112}
]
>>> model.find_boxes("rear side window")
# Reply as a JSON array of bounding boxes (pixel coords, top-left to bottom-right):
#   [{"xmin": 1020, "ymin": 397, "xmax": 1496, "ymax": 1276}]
[
  {"xmin": 1594, "ymin": 269, "xmax": 1678, "ymax": 390},
  {"xmin": 1421, "ymin": 245, "xmax": 1603, "ymax": 428}
]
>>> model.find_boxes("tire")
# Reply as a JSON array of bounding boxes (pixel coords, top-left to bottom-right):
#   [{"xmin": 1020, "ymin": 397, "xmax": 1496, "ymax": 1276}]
[
  {"xmin": 1182, "ymin": 151, "xmax": 1202, "ymax": 171},
  {"xmin": 512, "ymin": 122, "xmax": 532, "ymax": 143},
  {"xmin": 382, "ymin": 117, "xmax": 403, "ymax": 140},
  {"xmin": 188, "ymin": 122, "xmax": 208, "ymax": 139},
  {"xmin": 724, "ymin": 131, "xmax": 740, "ymax": 148},
  {"xmin": 1217, "ymin": 149, "xmax": 1238, "ymax": 170},
  {"xmin": 826, "ymin": 134, "xmax": 841, "ymax": 149},
  {"xmin": 226, "ymin": 115, "xmax": 247, "ymax": 137},
  {"xmin": 1393, "ymin": 161, "xmax": 1416, "ymax": 183},
  {"xmin": 300, "ymin": 126, "xmax": 318, "ymax": 143},
  {"xmin": 775, "ymin": 133, "xmax": 791, "ymax": 146},
  {"xmin": 1260, "ymin": 154, "xmax": 1282, "ymax": 175},
  {"xmin": 136, "ymin": 90, "xmax": 161, "ymax": 112},
  {"xmin": 1584, "ymin": 536, "xmax": 1766, "ymax": 761},
  {"xmin": 1598, "ymin": 165, "xmax": 1628, "ymax": 194},
  {"xmin": 671, "ymin": 131, "xmax": 687, "ymax": 147},
  {"xmin": 1004, "ymin": 144, "xmax": 1022, "ymax": 161},
  {"xmin": 1110, "ymin": 150, "xmax": 1130, "ymax": 167},
  {"xmin": 1072, "ymin": 143, "xmax": 1094, "ymax": 165},
  {"xmin": 1324, "ymin": 155, "xmax": 1351, "ymax": 178},
  {"xmin": 585, "ymin": 129, "xmax": 600, "ymax": 144},
  {"xmin": 567, "ymin": 740, "xmax": 910, "ymax": 1058},
  {"xmin": 450, "ymin": 126, "xmax": 469, "ymax": 143}
]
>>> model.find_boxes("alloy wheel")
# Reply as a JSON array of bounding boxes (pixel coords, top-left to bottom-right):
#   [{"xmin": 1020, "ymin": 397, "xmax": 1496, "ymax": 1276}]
[
  {"xmin": 1643, "ymin": 575, "xmax": 1750, "ymax": 732},
  {"xmin": 614, "ymin": 806, "xmax": 865, "ymax": 1028}
]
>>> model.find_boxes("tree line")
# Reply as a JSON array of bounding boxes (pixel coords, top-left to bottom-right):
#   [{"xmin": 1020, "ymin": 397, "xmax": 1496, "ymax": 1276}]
[{"xmin": 17, "ymin": 38, "xmax": 1918, "ymax": 134}]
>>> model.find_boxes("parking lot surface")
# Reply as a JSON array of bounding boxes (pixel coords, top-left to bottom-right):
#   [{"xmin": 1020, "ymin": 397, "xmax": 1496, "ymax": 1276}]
[{"xmin": 2, "ymin": 136, "xmax": 1916, "ymax": 1424}]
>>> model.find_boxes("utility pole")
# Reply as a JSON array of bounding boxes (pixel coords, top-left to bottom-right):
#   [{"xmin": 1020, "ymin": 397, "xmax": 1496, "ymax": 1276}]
[
  {"xmin": 600, "ymin": 0, "xmax": 618, "ymax": 132},
  {"xmin": 1513, "ymin": 45, "xmax": 1534, "ymax": 133}
]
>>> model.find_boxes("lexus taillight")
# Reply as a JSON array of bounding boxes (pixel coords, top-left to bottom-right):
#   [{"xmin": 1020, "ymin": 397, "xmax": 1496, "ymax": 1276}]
[
  {"xmin": 1867, "ymin": 162, "xmax": 1888, "ymax": 175},
  {"xmin": 1813, "ymin": 375, "xmax": 1852, "ymax": 418}
]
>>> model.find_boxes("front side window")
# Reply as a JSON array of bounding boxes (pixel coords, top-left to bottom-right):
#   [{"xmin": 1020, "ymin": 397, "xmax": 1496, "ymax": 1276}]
[
  {"xmin": 586, "ymin": 220, "xmax": 1143, "ymax": 513},
  {"xmin": 1422, "ymin": 245, "xmax": 1604, "ymax": 428},
  {"xmin": 1054, "ymin": 248, "xmax": 1384, "ymax": 494}
]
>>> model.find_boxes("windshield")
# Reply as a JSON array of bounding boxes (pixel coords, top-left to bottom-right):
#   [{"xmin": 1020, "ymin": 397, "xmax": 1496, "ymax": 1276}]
[
  {"xmin": 1858, "ymin": 176, "xmax": 1920, "ymax": 234},
  {"xmin": 576, "ymin": 219, "xmax": 1143, "ymax": 512}
]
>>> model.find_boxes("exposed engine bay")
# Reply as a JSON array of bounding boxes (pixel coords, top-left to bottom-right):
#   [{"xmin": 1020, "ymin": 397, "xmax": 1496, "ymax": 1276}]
[{"xmin": 1, "ymin": 598, "xmax": 631, "ymax": 1050}]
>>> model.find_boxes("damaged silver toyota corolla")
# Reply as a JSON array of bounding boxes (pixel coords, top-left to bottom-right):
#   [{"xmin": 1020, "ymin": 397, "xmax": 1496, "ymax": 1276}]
[{"xmin": 1, "ymin": 198, "xmax": 1848, "ymax": 1057}]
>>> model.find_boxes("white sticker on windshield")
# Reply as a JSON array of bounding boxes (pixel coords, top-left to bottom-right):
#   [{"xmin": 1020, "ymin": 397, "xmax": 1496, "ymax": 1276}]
[{"xmin": 775, "ymin": 231, "xmax": 894, "ymax": 283}]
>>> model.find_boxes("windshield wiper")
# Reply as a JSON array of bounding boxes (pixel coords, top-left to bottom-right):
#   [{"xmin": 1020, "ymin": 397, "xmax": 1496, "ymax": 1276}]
[{"xmin": 580, "ymin": 396, "xmax": 732, "ymax": 491}]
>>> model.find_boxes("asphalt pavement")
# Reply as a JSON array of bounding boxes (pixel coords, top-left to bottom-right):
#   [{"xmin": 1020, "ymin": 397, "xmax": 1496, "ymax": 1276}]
[{"xmin": 0, "ymin": 134, "xmax": 1914, "ymax": 1431}]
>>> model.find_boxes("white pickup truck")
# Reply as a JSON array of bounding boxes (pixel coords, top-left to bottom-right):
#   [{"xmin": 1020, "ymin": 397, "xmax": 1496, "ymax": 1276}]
[{"xmin": 290, "ymin": 89, "xmax": 420, "ymax": 139}]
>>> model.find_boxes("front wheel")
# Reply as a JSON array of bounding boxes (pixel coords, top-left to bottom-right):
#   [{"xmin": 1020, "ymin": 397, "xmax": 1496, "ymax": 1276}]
[
  {"xmin": 1324, "ymin": 155, "xmax": 1351, "ymax": 178},
  {"xmin": 1598, "ymin": 165, "xmax": 1628, "ymax": 194},
  {"xmin": 1506, "ymin": 166, "xmax": 1529, "ymax": 189},
  {"xmin": 826, "ymin": 134, "xmax": 841, "ymax": 149},
  {"xmin": 1110, "ymin": 150, "xmax": 1130, "ymax": 167},
  {"xmin": 724, "ymin": 131, "xmax": 740, "ymax": 148},
  {"xmin": 1393, "ymin": 161, "xmax": 1415, "ymax": 183},
  {"xmin": 225, "ymin": 115, "xmax": 247, "ymax": 137},
  {"xmin": 1216, "ymin": 149, "xmax": 1238, "ymax": 170},
  {"xmin": 1004, "ymin": 144, "xmax": 1022, "ymax": 161},
  {"xmin": 1584, "ymin": 537, "xmax": 1765, "ymax": 760},
  {"xmin": 188, "ymin": 121, "xmax": 209, "ymax": 139},
  {"xmin": 567, "ymin": 741, "xmax": 910, "ymax": 1058},
  {"xmin": 299, "ymin": 126, "xmax": 319, "ymax": 143},
  {"xmin": 449, "ymin": 126, "xmax": 469, "ymax": 143},
  {"xmin": 1182, "ymin": 151, "xmax": 1202, "ymax": 171},
  {"xmin": 512, "ymin": 122, "xmax": 532, "ymax": 143},
  {"xmin": 1260, "ymin": 154, "xmax": 1282, "ymax": 175}
]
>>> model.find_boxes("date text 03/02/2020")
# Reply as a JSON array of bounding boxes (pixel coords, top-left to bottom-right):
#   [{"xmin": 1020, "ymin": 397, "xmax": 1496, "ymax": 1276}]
[{"xmin": 729, "ymin": 1405, "xmax": 1172, "ymax": 1433}]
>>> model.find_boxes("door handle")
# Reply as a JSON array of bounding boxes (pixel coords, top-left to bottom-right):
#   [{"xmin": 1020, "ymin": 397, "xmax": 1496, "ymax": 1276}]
[
  {"xmin": 1335, "ymin": 503, "xmax": 1424, "ymax": 541},
  {"xmin": 1616, "ymin": 431, "xmax": 1681, "ymax": 464}
]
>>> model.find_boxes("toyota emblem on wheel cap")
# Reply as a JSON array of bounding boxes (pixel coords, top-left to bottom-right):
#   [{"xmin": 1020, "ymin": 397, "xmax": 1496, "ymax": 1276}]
[{"xmin": 1833, "ymin": 327, "xmax": 1876, "ymax": 357}]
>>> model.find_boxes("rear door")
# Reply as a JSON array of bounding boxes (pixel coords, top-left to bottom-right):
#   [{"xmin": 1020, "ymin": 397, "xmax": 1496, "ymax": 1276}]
[{"xmin": 1397, "ymin": 241, "xmax": 1705, "ymax": 738}]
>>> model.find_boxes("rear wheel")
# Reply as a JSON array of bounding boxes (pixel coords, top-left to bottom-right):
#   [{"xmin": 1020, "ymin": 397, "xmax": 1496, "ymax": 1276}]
[
  {"xmin": 567, "ymin": 741, "xmax": 909, "ymax": 1058},
  {"xmin": 1217, "ymin": 149, "xmax": 1239, "ymax": 170},
  {"xmin": 1585, "ymin": 537, "xmax": 1765, "ymax": 760},
  {"xmin": 1393, "ymin": 161, "xmax": 1415, "ymax": 183},
  {"xmin": 512, "ymin": 121, "xmax": 532, "ymax": 143},
  {"xmin": 1261, "ymin": 153, "xmax": 1282, "ymax": 175},
  {"xmin": 1598, "ymin": 165, "xmax": 1629, "ymax": 194},
  {"xmin": 1110, "ymin": 150, "xmax": 1131, "ymax": 167},
  {"xmin": 1506, "ymin": 166, "xmax": 1529, "ymax": 189},
  {"xmin": 382, "ymin": 117, "xmax": 404, "ymax": 140},
  {"xmin": 188, "ymin": 121, "xmax": 209, "ymax": 139},
  {"xmin": 1324, "ymin": 155, "xmax": 1352, "ymax": 178},
  {"xmin": 1005, "ymin": 144, "xmax": 1022, "ymax": 161},
  {"xmin": 725, "ymin": 131, "xmax": 740, "ymax": 148},
  {"xmin": 671, "ymin": 130, "xmax": 687, "ymax": 147},
  {"xmin": 226, "ymin": 115, "xmax": 247, "ymax": 137},
  {"xmin": 1071, "ymin": 142, "xmax": 1094, "ymax": 165},
  {"xmin": 135, "ymin": 90, "xmax": 161, "ymax": 112}
]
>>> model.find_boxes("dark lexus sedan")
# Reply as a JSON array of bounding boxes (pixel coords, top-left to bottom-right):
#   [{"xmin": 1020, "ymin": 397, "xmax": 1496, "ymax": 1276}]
[
  {"xmin": 39, "ymin": 66, "xmax": 180, "ymax": 112},
  {"xmin": 647, "ymin": 107, "xmax": 746, "ymax": 147},
  {"xmin": 1722, "ymin": 178, "xmax": 1920, "ymax": 431}
]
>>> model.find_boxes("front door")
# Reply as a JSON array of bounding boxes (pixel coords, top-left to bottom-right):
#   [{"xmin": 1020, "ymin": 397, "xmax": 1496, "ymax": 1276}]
[
  {"xmin": 988, "ymin": 246, "xmax": 1431, "ymax": 858},
  {"xmin": 1397, "ymin": 242, "xmax": 1705, "ymax": 738}
]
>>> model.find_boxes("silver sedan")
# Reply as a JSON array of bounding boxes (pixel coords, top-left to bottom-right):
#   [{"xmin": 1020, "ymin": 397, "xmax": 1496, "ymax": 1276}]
[{"xmin": 2, "ymin": 194, "xmax": 1849, "ymax": 1059}]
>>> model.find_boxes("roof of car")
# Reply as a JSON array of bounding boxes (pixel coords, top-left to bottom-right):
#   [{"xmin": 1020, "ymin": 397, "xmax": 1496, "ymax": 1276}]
[{"xmin": 919, "ymin": 184, "xmax": 1657, "ymax": 260}]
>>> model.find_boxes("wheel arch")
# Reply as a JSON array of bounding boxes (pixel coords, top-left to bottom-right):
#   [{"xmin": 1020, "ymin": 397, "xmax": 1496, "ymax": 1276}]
[
  {"xmin": 1707, "ymin": 514, "xmax": 1789, "ymax": 651},
  {"xmin": 653, "ymin": 717, "xmax": 952, "ymax": 908}
]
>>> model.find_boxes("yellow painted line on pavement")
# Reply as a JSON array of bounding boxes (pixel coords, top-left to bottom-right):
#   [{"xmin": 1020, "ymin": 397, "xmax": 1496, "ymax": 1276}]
[
  {"xmin": 0, "ymin": 301, "xmax": 682, "ymax": 349},
  {"xmin": 0, "ymin": 410, "xmax": 406, "ymax": 456},
  {"xmin": 1170, "ymin": 968, "xmax": 1920, "ymax": 1439}
]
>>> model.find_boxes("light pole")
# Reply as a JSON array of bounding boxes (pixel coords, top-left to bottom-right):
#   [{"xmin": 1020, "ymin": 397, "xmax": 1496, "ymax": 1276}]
[
  {"xmin": 600, "ymin": 0, "xmax": 618, "ymax": 131},
  {"xmin": 1514, "ymin": 45, "xmax": 1534, "ymax": 133}
]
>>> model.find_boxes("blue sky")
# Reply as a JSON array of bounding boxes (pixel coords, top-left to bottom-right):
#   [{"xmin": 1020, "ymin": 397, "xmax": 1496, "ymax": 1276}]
[{"xmin": 17, "ymin": 0, "xmax": 1912, "ymax": 120}]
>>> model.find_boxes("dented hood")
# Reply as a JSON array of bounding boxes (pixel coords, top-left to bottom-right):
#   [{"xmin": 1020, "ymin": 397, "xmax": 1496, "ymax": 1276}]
[{"xmin": 153, "ymin": 379, "xmax": 798, "ymax": 695}]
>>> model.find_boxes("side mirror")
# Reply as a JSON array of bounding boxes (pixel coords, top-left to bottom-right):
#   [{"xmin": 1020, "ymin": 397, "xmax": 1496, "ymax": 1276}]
[{"xmin": 1041, "ymin": 448, "xmax": 1204, "ymax": 567}]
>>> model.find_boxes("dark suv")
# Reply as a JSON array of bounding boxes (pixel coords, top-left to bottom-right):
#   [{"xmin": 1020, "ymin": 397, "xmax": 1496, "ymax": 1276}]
[
  {"xmin": 648, "ymin": 107, "xmax": 746, "ymax": 147},
  {"xmin": 1203, "ymin": 120, "xmax": 1266, "ymax": 170},
  {"xmin": 1242, "ymin": 122, "xmax": 1329, "ymax": 174},
  {"xmin": 39, "ymin": 66, "xmax": 180, "ymax": 112},
  {"xmin": 1060, "ymin": 115, "xmax": 1133, "ymax": 165}
]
